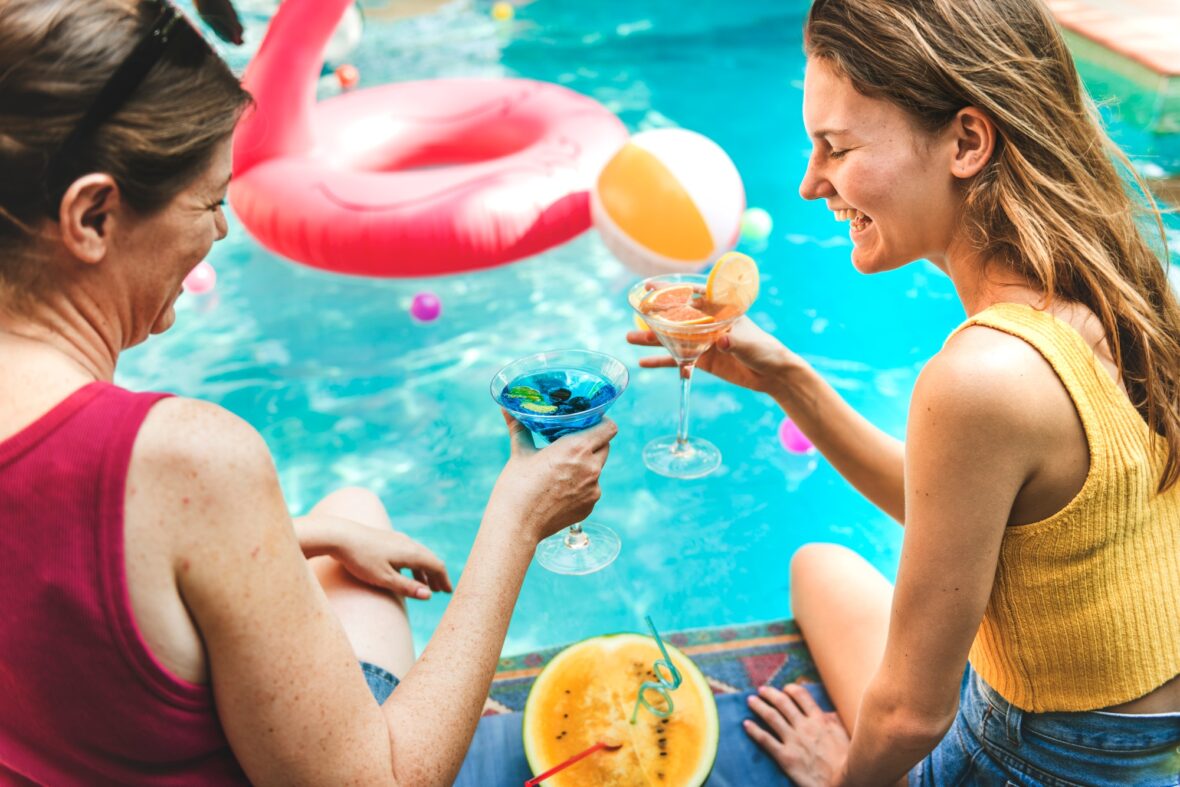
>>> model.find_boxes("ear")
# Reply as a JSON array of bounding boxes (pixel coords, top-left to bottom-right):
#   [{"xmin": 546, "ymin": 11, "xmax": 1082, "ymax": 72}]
[
  {"xmin": 58, "ymin": 174, "xmax": 122, "ymax": 265},
  {"xmin": 949, "ymin": 107, "xmax": 996, "ymax": 180}
]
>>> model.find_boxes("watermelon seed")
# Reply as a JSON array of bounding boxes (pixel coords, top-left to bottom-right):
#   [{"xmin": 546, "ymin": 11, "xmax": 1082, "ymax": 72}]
[{"xmin": 659, "ymin": 752, "xmax": 667, "ymax": 757}]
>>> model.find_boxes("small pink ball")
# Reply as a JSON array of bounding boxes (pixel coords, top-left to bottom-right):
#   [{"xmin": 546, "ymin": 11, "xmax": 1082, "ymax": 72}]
[
  {"xmin": 410, "ymin": 291, "xmax": 442, "ymax": 322},
  {"xmin": 183, "ymin": 261, "xmax": 217, "ymax": 295},
  {"xmin": 778, "ymin": 417, "xmax": 814, "ymax": 454}
]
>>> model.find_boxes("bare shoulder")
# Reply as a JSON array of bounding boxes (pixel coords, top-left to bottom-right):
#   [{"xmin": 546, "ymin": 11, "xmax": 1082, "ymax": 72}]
[
  {"xmin": 917, "ymin": 323, "xmax": 1066, "ymax": 420},
  {"xmin": 911, "ymin": 323, "xmax": 1074, "ymax": 464},
  {"xmin": 129, "ymin": 397, "xmax": 282, "ymax": 543},
  {"xmin": 135, "ymin": 396, "xmax": 272, "ymax": 473}
]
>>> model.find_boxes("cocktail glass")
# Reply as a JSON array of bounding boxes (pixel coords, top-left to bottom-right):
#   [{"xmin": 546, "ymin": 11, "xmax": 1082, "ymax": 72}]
[
  {"xmin": 628, "ymin": 273, "xmax": 746, "ymax": 479},
  {"xmin": 490, "ymin": 350, "xmax": 629, "ymax": 575}
]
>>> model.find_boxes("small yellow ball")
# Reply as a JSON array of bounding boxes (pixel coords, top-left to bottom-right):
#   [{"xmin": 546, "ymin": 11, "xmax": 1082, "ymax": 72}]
[{"xmin": 491, "ymin": 1, "xmax": 514, "ymax": 21}]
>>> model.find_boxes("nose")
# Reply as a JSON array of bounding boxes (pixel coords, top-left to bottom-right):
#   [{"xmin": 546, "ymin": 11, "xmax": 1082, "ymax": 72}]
[
  {"xmin": 798, "ymin": 153, "xmax": 834, "ymax": 202},
  {"xmin": 214, "ymin": 209, "xmax": 229, "ymax": 242}
]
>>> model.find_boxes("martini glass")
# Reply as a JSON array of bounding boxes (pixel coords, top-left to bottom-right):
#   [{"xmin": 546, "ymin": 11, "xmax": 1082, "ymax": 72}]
[
  {"xmin": 628, "ymin": 273, "xmax": 746, "ymax": 479},
  {"xmin": 490, "ymin": 350, "xmax": 629, "ymax": 575}
]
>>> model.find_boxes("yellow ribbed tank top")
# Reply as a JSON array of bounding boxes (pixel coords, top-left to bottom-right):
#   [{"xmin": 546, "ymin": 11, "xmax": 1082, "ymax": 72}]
[{"xmin": 949, "ymin": 302, "xmax": 1180, "ymax": 712}]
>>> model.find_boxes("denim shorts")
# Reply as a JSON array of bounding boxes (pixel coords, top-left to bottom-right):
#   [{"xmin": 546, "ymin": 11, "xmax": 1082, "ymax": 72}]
[
  {"xmin": 361, "ymin": 661, "xmax": 400, "ymax": 705},
  {"xmin": 911, "ymin": 667, "xmax": 1180, "ymax": 786}
]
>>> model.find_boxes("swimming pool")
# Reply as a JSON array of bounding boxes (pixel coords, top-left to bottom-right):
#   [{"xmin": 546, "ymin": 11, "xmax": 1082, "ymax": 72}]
[{"xmin": 122, "ymin": 0, "xmax": 1180, "ymax": 655}]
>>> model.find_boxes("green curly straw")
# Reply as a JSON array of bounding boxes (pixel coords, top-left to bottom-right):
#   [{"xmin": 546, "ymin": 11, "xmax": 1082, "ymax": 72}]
[{"xmin": 630, "ymin": 616, "xmax": 683, "ymax": 724}]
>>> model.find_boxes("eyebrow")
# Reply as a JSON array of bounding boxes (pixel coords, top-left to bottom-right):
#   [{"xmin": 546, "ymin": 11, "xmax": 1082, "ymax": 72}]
[{"xmin": 810, "ymin": 128, "xmax": 851, "ymax": 140}]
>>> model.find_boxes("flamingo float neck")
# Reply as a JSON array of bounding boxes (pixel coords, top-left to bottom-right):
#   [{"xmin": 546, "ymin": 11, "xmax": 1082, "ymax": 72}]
[{"xmin": 233, "ymin": 0, "xmax": 354, "ymax": 175}]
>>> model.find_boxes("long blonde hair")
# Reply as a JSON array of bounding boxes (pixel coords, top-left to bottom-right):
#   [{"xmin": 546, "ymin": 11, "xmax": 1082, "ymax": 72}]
[{"xmin": 806, "ymin": 0, "xmax": 1180, "ymax": 492}]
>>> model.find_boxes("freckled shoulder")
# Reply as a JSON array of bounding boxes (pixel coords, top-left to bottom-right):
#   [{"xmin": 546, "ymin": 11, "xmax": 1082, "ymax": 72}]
[{"xmin": 128, "ymin": 397, "xmax": 281, "ymax": 535}]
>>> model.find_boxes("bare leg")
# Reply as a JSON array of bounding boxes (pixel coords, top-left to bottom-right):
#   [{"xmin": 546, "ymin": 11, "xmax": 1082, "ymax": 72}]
[
  {"xmin": 790, "ymin": 543, "xmax": 893, "ymax": 733},
  {"xmin": 743, "ymin": 543, "xmax": 894, "ymax": 785},
  {"xmin": 307, "ymin": 487, "xmax": 416, "ymax": 679}
]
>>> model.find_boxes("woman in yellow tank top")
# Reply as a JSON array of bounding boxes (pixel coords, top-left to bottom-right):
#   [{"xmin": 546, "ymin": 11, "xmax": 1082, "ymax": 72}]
[{"xmin": 628, "ymin": 0, "xmax": 1180, "ymax": 784}]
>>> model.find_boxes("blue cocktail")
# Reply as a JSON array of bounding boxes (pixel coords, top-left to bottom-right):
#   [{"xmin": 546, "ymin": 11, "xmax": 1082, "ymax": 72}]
[{"xmin": 491, "ymin": 350, "xmax": 628, "ymax": 575}]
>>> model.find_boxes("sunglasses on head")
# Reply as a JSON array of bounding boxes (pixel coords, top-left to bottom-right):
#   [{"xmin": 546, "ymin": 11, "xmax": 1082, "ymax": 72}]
[{"xmin": 43, "ymin": 0, "xmax": 213, "ymax": 217}]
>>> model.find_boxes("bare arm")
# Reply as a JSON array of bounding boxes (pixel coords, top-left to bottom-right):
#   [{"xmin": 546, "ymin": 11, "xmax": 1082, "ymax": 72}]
[
  {"xmin": 380, "ymin": 413, "xmax": 615, "ymax": 784},
  {"xmin": 837, "ymin": 333, "xmax": 1039, "ymax": 785},
  {"xmin": 629, "ymin": 317, "xmax": 906, "ymax": 522},
  {"xmin": 148, "ymin": 400, "xmax": 613, "ymax": 785}
]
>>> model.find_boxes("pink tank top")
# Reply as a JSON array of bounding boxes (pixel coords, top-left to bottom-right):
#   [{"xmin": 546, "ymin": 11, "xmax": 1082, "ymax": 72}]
[{"xmin": 0, "ymin": 382, "xmax": 249, "ymax": 785}]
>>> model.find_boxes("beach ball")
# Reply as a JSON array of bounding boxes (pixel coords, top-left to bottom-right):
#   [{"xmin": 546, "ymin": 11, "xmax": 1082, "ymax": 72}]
[
  {"xmin": 182, "ymin": 261, "xmax": 217, "ymax": 295},
  {"xmin": 592, "ymin": 128, "xmax": 745, "ymax": 277}
]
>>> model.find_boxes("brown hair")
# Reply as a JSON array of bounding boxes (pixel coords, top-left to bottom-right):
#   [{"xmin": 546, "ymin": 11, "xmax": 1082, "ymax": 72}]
[
  {"xmin": 806, "ymin": 0, "xmax": 1180, "ymax": 492},
  {"xmin": 0, "ymin": 0, "xmax": 250, "ymax": 291}
]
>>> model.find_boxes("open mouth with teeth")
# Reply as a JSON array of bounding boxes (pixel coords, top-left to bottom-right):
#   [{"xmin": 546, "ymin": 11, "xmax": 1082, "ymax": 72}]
[{"xmin": 834, "ymin": 208, "xmax": 872, "ymax": 233}]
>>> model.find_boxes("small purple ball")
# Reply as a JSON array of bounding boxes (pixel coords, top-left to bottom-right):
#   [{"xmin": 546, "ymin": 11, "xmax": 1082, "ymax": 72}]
[
  {"xmin": 778, "ymin": 417, "xmax": 814, "ymax": 454},
  {"xmin": 410, "ymin": 291, "xmax": 442, "ymax": 322}
]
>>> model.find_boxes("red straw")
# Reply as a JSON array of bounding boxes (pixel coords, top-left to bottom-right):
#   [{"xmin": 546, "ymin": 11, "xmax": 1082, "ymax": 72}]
[{"xmin": 524, "ymin": 741, "xmax": 616, "ymax": 786}]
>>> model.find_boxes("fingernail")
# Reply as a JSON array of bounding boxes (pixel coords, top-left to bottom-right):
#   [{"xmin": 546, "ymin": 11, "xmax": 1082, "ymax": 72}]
[{"xmin": 416, "ymin": 587, "xmax": 431, "ymax": 599}]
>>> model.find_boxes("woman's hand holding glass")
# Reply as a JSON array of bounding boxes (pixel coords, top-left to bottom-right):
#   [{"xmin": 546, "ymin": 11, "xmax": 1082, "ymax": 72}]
[
  {"xmin": 485, "ymin": 410, "xmax": 618, "ymax": 545},
  {"xmin": 627, "ymin": 316, "xmax": 803, "ymax": 395}
]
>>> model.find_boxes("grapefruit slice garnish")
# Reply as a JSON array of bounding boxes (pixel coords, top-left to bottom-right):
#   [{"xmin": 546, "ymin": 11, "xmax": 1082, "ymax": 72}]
[
  {"xmin": 639, "ymin": 283, "xmax": 695, "ymax": 314},
  {"xmin": 705, "ymin": 251, "xmax": 759, "ymax": 312},
  {"xmin": 655, "ymin": 304, "xmax": 715, "ymax": 325}
]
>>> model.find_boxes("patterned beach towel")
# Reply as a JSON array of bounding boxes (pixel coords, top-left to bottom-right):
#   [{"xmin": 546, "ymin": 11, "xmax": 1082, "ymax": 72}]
[{"xmin": 456, "ymin": 619, "xmax": 832, "ymax": 786}]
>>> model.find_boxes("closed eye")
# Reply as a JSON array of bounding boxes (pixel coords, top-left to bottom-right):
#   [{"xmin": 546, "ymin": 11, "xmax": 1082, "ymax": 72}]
[{"xmin": 828, "ymin": 148, "xmax": 850, "ymax": 160}]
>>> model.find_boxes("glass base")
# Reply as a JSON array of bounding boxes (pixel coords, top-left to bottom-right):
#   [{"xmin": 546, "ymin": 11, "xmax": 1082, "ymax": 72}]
[
  {"xmin": 642, "ymin": 435, "xmax": 722, "ymax": 479},
  {"xmin": 534, "ymin": 522, "xmax": 621, "ymax": 575}
]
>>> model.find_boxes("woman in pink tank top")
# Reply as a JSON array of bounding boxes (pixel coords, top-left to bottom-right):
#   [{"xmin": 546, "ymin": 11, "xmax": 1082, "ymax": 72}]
[{"xmin": 0, "ymin": 2, "xmax": 617, "ymax": 784}]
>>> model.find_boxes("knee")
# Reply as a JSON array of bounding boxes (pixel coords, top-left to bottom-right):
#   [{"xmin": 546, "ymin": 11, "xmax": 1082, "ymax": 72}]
[
  {"xmin": 310, "ymin": 486, "xmax": 391, "ymax": 529},
  {"xmin": 789, "ymin": 543, "xmax": 859, "ymax": 604}
]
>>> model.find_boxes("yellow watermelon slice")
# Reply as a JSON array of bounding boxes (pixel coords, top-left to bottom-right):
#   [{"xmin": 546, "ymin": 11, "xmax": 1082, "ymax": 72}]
[{"xmin": 522, "ymin": 633, "xmax": 719, "ymax": 786}]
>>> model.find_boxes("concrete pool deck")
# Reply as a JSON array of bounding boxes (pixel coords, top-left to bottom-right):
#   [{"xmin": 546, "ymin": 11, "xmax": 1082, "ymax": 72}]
[
  {"xmin": 1047, "ymin": 0, "xmax": 1180, "ymax": 206},
  {"xmin": 1047, "ymin": 0, "xmax": 1180, "ymax": 78}
]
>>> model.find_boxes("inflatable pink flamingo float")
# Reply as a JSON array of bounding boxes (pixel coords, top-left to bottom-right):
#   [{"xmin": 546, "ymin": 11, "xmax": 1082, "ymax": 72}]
[{"xmin": 230, "ymin": 0, "xmax": 629, "ymax": 277}]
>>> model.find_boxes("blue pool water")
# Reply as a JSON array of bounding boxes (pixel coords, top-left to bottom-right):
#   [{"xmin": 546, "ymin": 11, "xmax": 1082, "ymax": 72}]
[{"xmin": 122, "ymin": 1, "xmax": 1180, "ymax": 655}]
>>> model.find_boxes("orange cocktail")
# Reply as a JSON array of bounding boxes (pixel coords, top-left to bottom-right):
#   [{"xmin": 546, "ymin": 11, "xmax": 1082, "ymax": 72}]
[{"xmin": 627, "ymin": 253, "xmax": 759, "ymax": 479}]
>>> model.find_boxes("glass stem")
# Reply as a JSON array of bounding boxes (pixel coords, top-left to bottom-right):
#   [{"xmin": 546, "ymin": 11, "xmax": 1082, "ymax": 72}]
[
  {"xmin": 676, "ymin": 361, "xmax": 695, "ymax": 451},
  {"xmin": 564, "ymin": 522, "xmax": 589, "ymax": 549}
]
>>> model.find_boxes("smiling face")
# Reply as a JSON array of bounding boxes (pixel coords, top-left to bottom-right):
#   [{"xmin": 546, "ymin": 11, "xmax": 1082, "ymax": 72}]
[
  {"xmin": 113, "ymin": 138, "xmax": 232, "ymax": 339},
  {"xmin": 799, "ymin": 58, "xmax": 964, "ymax": 275}
]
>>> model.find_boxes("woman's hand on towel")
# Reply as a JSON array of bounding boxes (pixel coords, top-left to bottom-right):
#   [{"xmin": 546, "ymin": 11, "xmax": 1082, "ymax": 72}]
[{"xmin": 744, "ymin": 683, "xmax": 851, "ymax": 787}]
